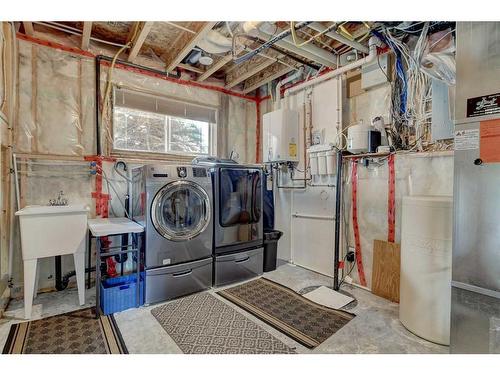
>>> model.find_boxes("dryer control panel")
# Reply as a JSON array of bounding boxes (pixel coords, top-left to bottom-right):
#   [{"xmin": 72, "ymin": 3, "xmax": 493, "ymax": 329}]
[{"xmin": 192, "ymin": 167, "xmax": 208, "ymax": 178}]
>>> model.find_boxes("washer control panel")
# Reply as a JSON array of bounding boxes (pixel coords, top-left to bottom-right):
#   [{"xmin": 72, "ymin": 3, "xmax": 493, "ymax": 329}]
[{"xmin": 177, "ymin": 167, "xmax": 187, "ymax": 178}]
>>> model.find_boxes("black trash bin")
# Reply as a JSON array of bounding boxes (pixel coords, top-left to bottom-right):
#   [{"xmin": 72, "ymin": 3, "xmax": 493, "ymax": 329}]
[{"xmin": 263, "ymin": 230, "xmax": 283, "ymax": 272}]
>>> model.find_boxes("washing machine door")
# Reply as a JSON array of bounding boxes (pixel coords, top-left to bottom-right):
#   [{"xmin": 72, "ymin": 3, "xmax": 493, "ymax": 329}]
[{"xmin": 151, "ymin": 180, "xmax": 211, "ymax": 241}]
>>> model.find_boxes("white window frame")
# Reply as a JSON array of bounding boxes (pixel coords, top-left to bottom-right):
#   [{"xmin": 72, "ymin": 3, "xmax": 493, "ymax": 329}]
[{"xmin": 111, "ymin": 88, "xmax": 218, "ymax": 157}]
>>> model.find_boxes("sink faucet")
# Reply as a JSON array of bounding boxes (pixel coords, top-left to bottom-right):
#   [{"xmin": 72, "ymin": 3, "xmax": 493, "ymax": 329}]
[{"xmin": 48, "ymin": 190, "xmax": 68, "ymax": 206}]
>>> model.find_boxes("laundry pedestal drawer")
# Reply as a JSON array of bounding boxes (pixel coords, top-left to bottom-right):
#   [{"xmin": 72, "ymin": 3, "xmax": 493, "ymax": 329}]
[
  {"xmin": 215, "ymin": 248, "xmax": 264, "ymax": 287},
  {"xmin": 145, "ymin": 257, "xmax": 212, "ymax": 304}
]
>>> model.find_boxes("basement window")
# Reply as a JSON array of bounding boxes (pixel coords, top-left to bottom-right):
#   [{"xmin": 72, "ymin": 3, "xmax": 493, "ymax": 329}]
[{"xmin": 112, "ymin": 88, "xmax": 217, "ymax": 156}]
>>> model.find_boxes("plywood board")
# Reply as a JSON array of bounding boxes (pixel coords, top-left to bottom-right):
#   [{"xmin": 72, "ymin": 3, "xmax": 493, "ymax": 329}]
[
  {"xmin": 346, "ymin": 71, "xmax": 364, "ymax": 98},
  {"xmin": 371, "ymin": 240, "xmax": 400, "ymax": 303}
]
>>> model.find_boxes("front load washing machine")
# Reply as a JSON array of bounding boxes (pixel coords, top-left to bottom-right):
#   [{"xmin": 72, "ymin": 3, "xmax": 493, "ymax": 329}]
[{"xmin": 131, "ymin": 164, "xmax": 213, "ymax": 304}]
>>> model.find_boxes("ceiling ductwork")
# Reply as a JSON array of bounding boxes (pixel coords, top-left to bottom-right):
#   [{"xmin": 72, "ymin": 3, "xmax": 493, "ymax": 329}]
[
  {"xmin": 307, "ymin": 22, "xmax": 369, "ymax": 54},
  {"xmin": 197, "ymin": 29, "xmax": 233, "ymax": 54},
  {"xmin": 255, "ymin": 23, "xmax": 338, "ymax": 68},
  {"xmin": 241, "ymin": 21, "xmax": 264, "ymax": 36}
]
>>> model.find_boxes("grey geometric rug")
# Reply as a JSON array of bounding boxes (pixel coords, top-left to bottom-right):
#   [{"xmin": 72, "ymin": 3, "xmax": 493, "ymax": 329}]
[
  {"xmin": 218, "ymin": 278, "xmax": 355, "ymax": 348},
  {"xmin": 151, "ymin": 292, "xmax": 295, "ymax": 354}
]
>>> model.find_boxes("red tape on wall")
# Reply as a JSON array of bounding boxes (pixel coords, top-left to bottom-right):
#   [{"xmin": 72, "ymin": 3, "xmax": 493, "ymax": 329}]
[
  {"xmin": 388, "ymin": 154, "xmax": 396, "ymax": 243},
  {"xmin": 351, "ymin": 160, "xmax": 367, "ymax": 286}
]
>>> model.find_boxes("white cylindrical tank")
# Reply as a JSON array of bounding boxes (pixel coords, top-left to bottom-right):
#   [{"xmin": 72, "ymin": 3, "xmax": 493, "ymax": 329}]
[
  {"xmin": 309, "ymin": 152, "xmax": 319, "ymax": 175},
  {"xmin": 347, "ymin": 122, "xmax": 369, "ymax": 154},
  {"xmin": 400, "ymin": 195, "xmax": 453, "ymax": 345},
  {"xmin": 317, "ymin": 152, "xmax": 327, "ymax": 175},
  {"xmin": 325, "ymin": 151, "xmax": 336, "ymax": 175}
]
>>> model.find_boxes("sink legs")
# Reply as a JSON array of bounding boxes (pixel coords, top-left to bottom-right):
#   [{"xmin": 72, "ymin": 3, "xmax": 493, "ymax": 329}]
[
  {"xmin": 23, "ymin": 259, "xmax": 37, "ymax": 319},
  {"xmin": 74, "ymin": 252, "xmax": 86, "ymax": 306},
  {"xmin": 23, "ymin": 253, "xmax": 86, "ymax": 319},
  {"xmin": 34, "ymin": 261, "xmax": 40, "ymax": 299}
]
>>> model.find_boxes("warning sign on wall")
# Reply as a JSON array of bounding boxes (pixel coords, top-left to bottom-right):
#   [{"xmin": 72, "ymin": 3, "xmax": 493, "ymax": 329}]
[
  {"xmin": 480, "ymin": 119, "xmax": 500, "ymax": 163},
  {"xmin": 454, "ymin": 129, "xmax": 479, "ymax": 151}
]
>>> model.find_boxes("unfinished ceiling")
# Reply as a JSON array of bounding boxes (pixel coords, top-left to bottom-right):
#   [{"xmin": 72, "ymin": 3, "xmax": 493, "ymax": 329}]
[{"xmin": 19, "ymin": 21, "xmax": 374, "ymax": 95}]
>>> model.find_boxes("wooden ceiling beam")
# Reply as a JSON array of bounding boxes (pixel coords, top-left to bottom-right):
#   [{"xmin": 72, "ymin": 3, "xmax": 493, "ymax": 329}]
[
  {"xmin": 242, "ymin": 59, "xmax": 296, "ymax": 94},
  {"xmin": 178, "ymin": 63, "xmax": 204, "ymax": 74},
  {"xmin": 128, "ymin": 21, "xmax": 154, "ymax": 62},
  {"xmin": 225, "ymin": 55, "xmax": 276, "ymax": 89},
  {"xmin": 226, "ymin": 45, "xmax": 303, "ymax": 90},
  {"xmin": 126, "ymin": 22, "xmax": 140, "ymax": 43},
  {"xmin": 164, "ymin": 22, "xmax": 217, "ymax": 72},
  {"xmin": 23, "ymin": 22, "xmax": 34, "ymax": 36},
  {"xmin": 81, "ymin": 22, "xmax": 92, "ymax": 50},
  {"xmin": 197, "ymin": 53, "xmax": 233, "ymax": 82}
]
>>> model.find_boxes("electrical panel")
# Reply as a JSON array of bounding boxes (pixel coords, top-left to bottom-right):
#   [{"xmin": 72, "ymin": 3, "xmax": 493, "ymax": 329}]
[
  {"xmin": 262, "ymin": 108, "xmax": 299, "ymax": 163},
  {"xmin": 431, "ymin": 79, "xmax": 454, "ymax": 141},
  {"xmin": 361, "ymin": 53, "xmax": 390, "ymax": 90}
]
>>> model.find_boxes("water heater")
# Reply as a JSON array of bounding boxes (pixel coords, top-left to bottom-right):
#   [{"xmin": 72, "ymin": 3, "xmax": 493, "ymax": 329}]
[{"xmin": 263, "ymin": 108, "xmax": 300, "ymax": 163}]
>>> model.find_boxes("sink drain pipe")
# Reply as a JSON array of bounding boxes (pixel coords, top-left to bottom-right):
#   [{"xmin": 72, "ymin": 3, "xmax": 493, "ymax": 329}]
[{"xmin": 60, "ymin": 266, "xmax": 96, "ymax": 290}]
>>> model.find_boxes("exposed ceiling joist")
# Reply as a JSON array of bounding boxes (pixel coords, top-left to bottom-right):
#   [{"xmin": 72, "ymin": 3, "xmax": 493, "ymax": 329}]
[
  {"xmin": 308, "ymin": 22, "xmax": 369, "ymax": 54},
  {"xmin": 164, "ymin": 22, "xmax": 217, "ymax": 72},
  {"xmin": 81, "ymin": 22, "xmax": 92, "ymax": 50},
  {"xmin": 242, "ymin": 62, "xmax": 295, "ymax": 94},
  {"xmin": 178, "ymin": 63, "xmax": 204, "ymax": 74},
  {"xmin": 23, "ymin": 22, "xmax": 34, "ymax": 36},
  {"xmin": 197, "ymin": 54, "xmax": 233, "ymax": 82},
  {"xmin": 225, "ymin": 55, "xmax": 276, "ymax": 89},
  {"xmin": 255, "ymin": 30, "xmax": 336, "ymax": 68},
  {"xmin": 128, "ymin": 21, "xmax": 154, "ymax": 62},
  {"xmin": 259, "ymin": 25, "xmax": 338, "ymax": 68}
]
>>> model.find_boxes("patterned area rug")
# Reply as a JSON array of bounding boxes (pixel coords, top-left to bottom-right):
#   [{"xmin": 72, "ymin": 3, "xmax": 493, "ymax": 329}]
[
  {"xmin": 2, "ymin": 308, "xmax": 127, "ymax": 354},
  {"xmin": 217, "ymin": 278, "xmax": 355, "ymax": 348},
  {"xmin": 151, "ymin": 292, "xmax": 295, "ymax": 354}
]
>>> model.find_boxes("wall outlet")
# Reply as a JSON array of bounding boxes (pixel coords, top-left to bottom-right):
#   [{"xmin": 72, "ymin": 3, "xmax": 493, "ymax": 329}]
[{"xmin": 346, "ymin": 247, "xmax": 356, "ymax": 262}]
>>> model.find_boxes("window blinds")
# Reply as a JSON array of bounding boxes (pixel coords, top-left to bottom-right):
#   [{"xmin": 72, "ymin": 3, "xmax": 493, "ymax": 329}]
[{"xmin": 113, "ymin": 87, "xmax": 217, "ymax": 124}]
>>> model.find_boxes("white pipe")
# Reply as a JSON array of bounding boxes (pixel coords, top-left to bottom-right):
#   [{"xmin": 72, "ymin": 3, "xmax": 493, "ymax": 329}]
[
  {"xmin": 274, "ymin": 67, "xmax": 304, "ymax": 110},
  {"xmin": 8, "ymin": 153, "xmax": 19, "ymax": 282},
  {"xmin": 7, "ymin": 23, "xmax": 17, "ymax": 283},
  {"xmin": 12, "ymin": 153, "xmax": 20, "ymax": 212},
  {"xmin": 7, "ymin": 174, "xmax": 15, "ymax": 282},
  {"xmin": 285, "ymin": 36, "xmax": 380, "ymax": 97}
]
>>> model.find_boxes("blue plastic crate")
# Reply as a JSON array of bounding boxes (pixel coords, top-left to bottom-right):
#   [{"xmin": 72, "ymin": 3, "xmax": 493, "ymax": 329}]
[{"xmin": 100, "ymin": 273, "xmax": 144, "ymax": 315}]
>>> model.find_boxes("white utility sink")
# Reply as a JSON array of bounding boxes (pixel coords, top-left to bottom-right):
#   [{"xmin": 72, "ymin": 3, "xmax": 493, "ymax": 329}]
[{"xmin": 16, "ymin": 204, "xmax": 89, "ymax": 319}]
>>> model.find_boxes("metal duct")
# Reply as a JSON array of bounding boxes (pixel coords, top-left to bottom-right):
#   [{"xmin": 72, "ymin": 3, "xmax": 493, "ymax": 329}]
[
  {"xmin": 259, "ymin": 23, "xmax": 338, "ymax": 66},
  {"xmin": 308, "ymin": 22, "xmax": 369, "ymax": 54}
]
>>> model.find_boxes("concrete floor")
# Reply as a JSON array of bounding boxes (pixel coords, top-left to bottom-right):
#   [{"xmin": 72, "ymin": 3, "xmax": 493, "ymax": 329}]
[{"xmin": 0, "ymin": 261, "xmax": 448, "ymax": 354}]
